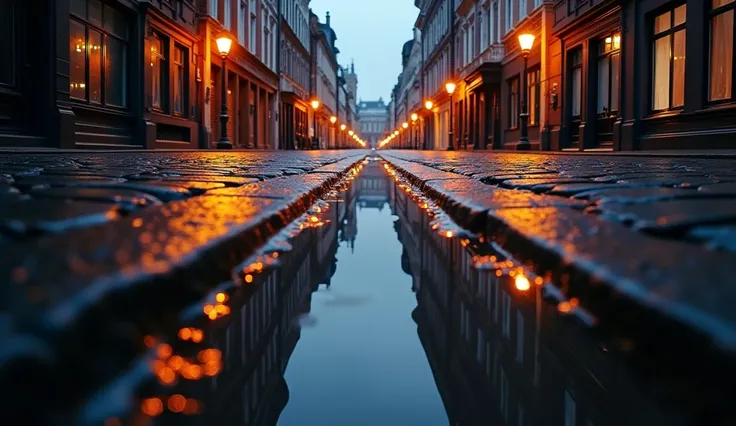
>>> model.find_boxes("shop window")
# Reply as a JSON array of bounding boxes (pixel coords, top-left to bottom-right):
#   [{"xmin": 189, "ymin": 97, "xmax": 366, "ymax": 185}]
[
  {"xmin": 527, "ymin": 68, "xmax": 540, "ymax": 125},
  {"xmin": 173, "ymin": 46, "xmax": 186, "ymax": 114},
  {"xmin": 651, "ymin": 4, "xmax": 686, "ymax": 111},
  {"xmin": 710, "ymin": 0, "xmax": 735, "ymax": 102},
  {"xmin": 597, "ymin": 32, "xmax": 621, "ymax": 114},
  {"xmin": 69, "ymin": 0, "xmax": 128, "ymax": 108},
  {"xmin": 150, "ymin": 33, "xmax": 167, "ymax": 110},
  {"xmin": 508, "ymin": 77, "xmax": 519, "ymax": 129}
]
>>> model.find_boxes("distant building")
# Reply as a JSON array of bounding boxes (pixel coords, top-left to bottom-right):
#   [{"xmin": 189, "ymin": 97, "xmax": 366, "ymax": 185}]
[{"xmin": 358, "ymin": 98, "xmax": 388, "ymax": 148}]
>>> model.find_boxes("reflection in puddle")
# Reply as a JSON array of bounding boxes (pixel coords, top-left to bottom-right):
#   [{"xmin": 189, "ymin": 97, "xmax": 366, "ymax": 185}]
[{"xmin": 144, "ymin": 158, "xmax": 704, "ymax": 426}]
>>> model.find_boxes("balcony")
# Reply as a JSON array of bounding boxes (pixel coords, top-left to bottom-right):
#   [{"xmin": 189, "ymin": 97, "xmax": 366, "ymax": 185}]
[{"xmin": 459, "ymin": 44, "xmax": 504, "ymax": 79}]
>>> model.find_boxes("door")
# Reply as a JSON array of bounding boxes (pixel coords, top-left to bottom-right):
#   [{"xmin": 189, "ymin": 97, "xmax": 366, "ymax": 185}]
[
  {"xmin": 595, "ymin": 33, "xmax": 621, "ymax": 148},
  {"xmin": 568, "ymin": 48, "xmax": 583, "ymax": 149}
]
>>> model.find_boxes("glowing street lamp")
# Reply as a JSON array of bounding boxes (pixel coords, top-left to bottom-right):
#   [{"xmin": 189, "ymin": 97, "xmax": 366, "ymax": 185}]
[
  {"xmin": 330, "ymin": 115, "xmax": 337, "ymax": 124},
  {"xmin": 310, "ymin": 99, "xmax": 320, "ymax": 149},
  {"xmin": 425, "ymin": 100, "xmax": 433, "ymax": 110},
  {"xmin": 411, "ymin": 113, "xmax": 419, "ymax": 149},
  {"xmin": 518, "ymin": 33, "xmax": 536, "ymax": 150},
  {"xmin": 446, "ymin": 81, "xmax": 456, "ymax": 150},
  {"xmin": 215, "ymin": 33, "xmax": 233, "ymax": 149}
]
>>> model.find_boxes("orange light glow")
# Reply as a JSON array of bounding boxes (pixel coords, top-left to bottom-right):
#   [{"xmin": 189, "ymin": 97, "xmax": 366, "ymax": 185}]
[
  {"xmin": 168, "ymin": 356, "xmax": 184, "ymax": 371},
  {"xmin": 141, "ymin": 398, "xmax": 164, "ymax": 417},
  {"xmin": 178, "ymin": 328, "xmax": 192, "ymax": 341},
  {"xmin": 157, "ymin": 366, "xmax": 176, "ymax": 385},
  {"xmin": 204, "ymin": 360, "xmax": 222, "ymax": 376},
  {"xmin": 215, "ymin": 292, "xmax": 228, "ymax": 303},
  {"xmin": 167, "ymin": 394, "xmax": 187, "ymax": 413},
  {"xmin": 515, "ymin": 274, "xmax": 531, "ymax": 292},
  {"xmin": 245, "ymin": 274, "xmax": 254, "ymax": 283},
  {"xmin": 558, "ymin": 301, "xmax": 572, "ymax": 313},
  {"xmin": 495, "ymin": 270, "xmax": 503, "ymax": 277},
  {"xmin": 157, "ymin": 344, "xmax": 172, "ymax": 359},
  {"xmin": 203, "ymin": 304, "xmax": 214, "ymax": 315},
  {"xmin": 191, "ymin": 329, "xmax": 203, "ymax": 343},
  {"xmin": 182, "ymin": 364, "xmax": 203, "ymax": 380},
  {"xmin": 534, "ymin": 276, "xmax": 544, "ymax": 285}
]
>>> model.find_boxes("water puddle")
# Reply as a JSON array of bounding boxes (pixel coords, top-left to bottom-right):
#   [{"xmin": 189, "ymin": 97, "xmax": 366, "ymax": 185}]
[{"xmin": 128, "ymin": 158, "xmax": 703, "ymax": 426}]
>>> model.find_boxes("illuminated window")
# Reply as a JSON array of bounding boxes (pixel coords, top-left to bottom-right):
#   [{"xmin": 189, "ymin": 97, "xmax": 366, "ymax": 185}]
[
  {"xmin": 69, "ymin": 0, "xmax": 128, "ymax": 107},
  {"xmin": 710, "ymin": 0, "xmax": 735, "ymax": 101},
  {"xmin": 652, "ymin": 5, "xmax": 686, "ymax": 111}
]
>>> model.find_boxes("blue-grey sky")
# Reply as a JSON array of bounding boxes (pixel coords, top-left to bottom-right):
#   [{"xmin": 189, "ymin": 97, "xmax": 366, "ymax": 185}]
[{"xmin": 310, "ymin": 0, "xmax": 419, "ymax": 102}]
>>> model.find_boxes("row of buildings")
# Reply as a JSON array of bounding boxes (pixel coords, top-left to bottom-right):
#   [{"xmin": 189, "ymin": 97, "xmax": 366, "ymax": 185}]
[
  {"xmin": 385, "ymin": 0, "xmax": 736, "ymax": 151},
  {"xmin": 0, "ymin": 0, "xmax": 361, "ymax": 150}
]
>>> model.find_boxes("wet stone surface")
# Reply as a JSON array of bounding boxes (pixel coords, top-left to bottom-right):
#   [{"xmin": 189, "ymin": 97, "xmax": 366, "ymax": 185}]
[
  {"xmin": 382, "ymin": 151, "xmax": 736, "ymax": 252},
  {"xmin": 0, "ymin": 151, "xmax": 364, "ymax": 243},
  {"xmin": 381, "ymin": 151, "xmax": 736, "ymax": 369}
]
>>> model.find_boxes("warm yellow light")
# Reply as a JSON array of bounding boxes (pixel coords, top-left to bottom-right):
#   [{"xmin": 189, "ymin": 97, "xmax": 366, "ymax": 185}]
[
  {"xmin": 411, "ymin": 113, "xmax": 418, "ymax": 122},
  {"xmin": 348, "ymin": 130, "xmax": 354, "ymax": 136},
  {"xmin": 394, "ymin": 130, "xmax": 399, "ymax": 136},
  {"xmin": 215, "ymin": 35, "xmax": 233, "ymax": 57},
  {"xmin": 310, "ymin": 99, "xmax": 320, "ymax": 109},
  {"xmin": 330, "ymin": 115, "xmax": 337, "ymax": 124},
  {"xmin": 515, "ymin": 274, "xmax": 531, "ymax": 292},
  {"xmin": 445, "ymin": 82, "xmax": 456, "ymax": 95},
  {"xmin": 402, "ymin": 122, "xmax": 409, "ymax": 129},
  {"xmin": 340, "ymin": 124, "xmax": 347, "ymax": 131},
  {"xmin": 613, "ymin": 35, "xmax": 621, "ymax": 49},
  {"xmin": 518, "ymin": 33, "xmax": 535, "ymax": 53},
  {"xmin": 424, "ymin": 100, "xmax": 433, "ymax": 110}
]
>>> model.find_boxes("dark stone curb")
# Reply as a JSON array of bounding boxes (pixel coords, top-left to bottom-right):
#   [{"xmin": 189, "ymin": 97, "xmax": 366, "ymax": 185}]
[
  {"xmin": 0, "ymin": 154, "xmax": 366, "ymax": 406},
  {"xmin": 380, "ymin": 153, "xmax": 736, "ymax": 394}
]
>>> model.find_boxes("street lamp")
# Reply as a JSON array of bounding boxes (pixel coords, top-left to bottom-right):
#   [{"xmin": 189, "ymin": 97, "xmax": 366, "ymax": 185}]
[
  {"xmin": 411, "ymin": 113, "xmax": 419, "ymax": 150},
  {"xmin": 215, "ymin": 34, "xmax": 233, "ymax": 149},
  {"xmin": 310, "ymin": 99, "xmax": 320, "ymax": 149},
  {"xmin": 424, "ymin": 100, "xmax": 433, "ymax": 110},
  {"xmin": 518, "ymin": 33, "xmax": 535, "ymax": 150},
  {"xmin": 328, "ymin": 116, "xmax": 337, "ymax": 149},
  {"xmin": 445, "ymin": 81, "xmax": 456, "ymax": 151}
]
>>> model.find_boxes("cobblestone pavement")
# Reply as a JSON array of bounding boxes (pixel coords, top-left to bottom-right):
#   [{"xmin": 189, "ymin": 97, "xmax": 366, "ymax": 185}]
[
  {"xmin": 380, "ymin": 150, "xmax": 736, "ymax": 375},
  {"xmin": 0, "ymin": 150, "xmax": 367, "ymax": 408}
]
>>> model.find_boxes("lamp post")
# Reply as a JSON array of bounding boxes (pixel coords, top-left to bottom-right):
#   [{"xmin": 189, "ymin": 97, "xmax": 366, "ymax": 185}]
[
  {"xmin": 518, "ymin": 33, "xmax": 535, "ymax": 150},
  {"xmin": 402, "ymin": 122, "xmax": 409, "ymax": 148},
  {"xmin": 445, "ymin": 82, "xmax": 456, "ymax": 150},
  {"xmin": 424, "ymin": 100, "xmax": 433, "ymax": 150},
  {"xmin": 310, "ymin": 99, "xmax": 320, "ymax": 149},
  {"xmin": 411, "ymin": 112, "xmax": 418, "ymax": 149},
  {"xmin": 329, "ymin": 115, "xmax": 337, "ymax": 149},
  {"xmin": 215, "ymin": 34, "xmax": 233, "ymax": 149}
]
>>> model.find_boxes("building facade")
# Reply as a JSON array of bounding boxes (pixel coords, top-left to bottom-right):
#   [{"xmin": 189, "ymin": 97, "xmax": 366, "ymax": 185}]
[
  {"xmin": 358, "ymin": 98, "xmax": 389, "ymax": 147},
  {"xmin": 0, "ymin": 0, "xmax": 202, "ymax": 149},
  {"xmin": 200, "ymin": 0, "xmax": 279, "ymax": 149},
  {"xmin": 310, "ymin": 11, "xmax": 339, "ymax": 149},
  {"xmin": 279, "ymin": 0, "xmax": 311, "ymax": 149}
]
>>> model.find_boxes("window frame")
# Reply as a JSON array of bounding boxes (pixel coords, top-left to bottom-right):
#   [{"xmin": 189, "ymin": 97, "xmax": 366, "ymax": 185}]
[
  {"xmin": 69, "ymin": 0, "xmax": 129, "ymax": 109},
  {"xmin": 650, "ymin": 4, "xmax": 687, "ymax": 113},
  {"xmin": 172, "ymin": 44, "xmax": 187, "ymax": 116},
  {"xmin": 708, "ymin": 0, "xmax": 736, "ymax": 104},
  {"xmin": 150, "ymin": 31, "xmax": 168, "ymax": 112},
  {"xmin": 597, "ymin": 31, "xmax": 622, "ymax": 116},
  {"xmin": 508, "ymin": 76, "xmax": 520, "ymax": 129},
  {"xmin": 527, "ymin": 67, "xmax": 540, "ymax": 126}
]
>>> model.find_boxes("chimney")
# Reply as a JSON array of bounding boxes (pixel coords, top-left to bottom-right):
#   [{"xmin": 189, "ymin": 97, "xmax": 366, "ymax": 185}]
[{"xmin": 326, "ymin": 11, "xmax": 330, "ymax": 27}]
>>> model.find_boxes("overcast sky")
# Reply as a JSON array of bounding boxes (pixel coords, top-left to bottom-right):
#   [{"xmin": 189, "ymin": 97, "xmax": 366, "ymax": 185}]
[{"xmin": 309, "ymin": 0, "xmax": 419, "ymax": 102}]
